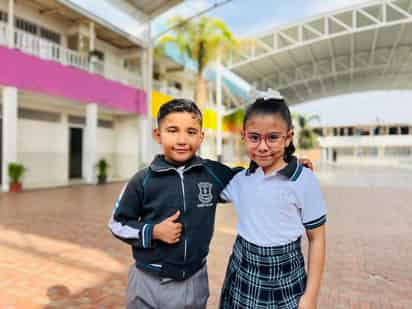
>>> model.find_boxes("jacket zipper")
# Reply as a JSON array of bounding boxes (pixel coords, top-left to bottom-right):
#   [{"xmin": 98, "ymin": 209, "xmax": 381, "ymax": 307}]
[
  {"xmin": 156, "ymin": 163, "xmax": 203, "ymax": 279},
  {"xmin": 177, "ymin": 169, "xmax": 187, "ymax": 269}
]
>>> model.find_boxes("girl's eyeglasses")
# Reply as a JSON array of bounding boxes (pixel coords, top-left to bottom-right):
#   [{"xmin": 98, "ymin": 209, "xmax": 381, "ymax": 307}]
[{"xmin": 245, "ymin": 132, "xmax": 287, "ymax": 147}]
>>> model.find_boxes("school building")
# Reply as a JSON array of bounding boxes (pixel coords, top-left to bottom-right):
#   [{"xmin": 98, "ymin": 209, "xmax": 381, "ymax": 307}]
[
  {"xmin": 316, "ymin": 122, "xmax": 412, "ymax": 166},
  {"xmin": 0, "ymin": 0, "xmax": 197, "ymax": 190}
]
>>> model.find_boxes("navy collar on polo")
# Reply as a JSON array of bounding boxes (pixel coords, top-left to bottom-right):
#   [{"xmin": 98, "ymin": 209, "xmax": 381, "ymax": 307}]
[
  {"xmin": 150, "ymin": 154, "xmax": 203, "ymax": 172},
  {"xmin": 246, "ymin": 156, "xmax": 299, "ymax": 180}
]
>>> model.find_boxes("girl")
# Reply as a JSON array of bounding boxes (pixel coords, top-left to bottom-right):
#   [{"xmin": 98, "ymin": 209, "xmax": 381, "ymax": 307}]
[{"xmin": 219, "ymin": 98, "xmax": 327, "ymax": 309}]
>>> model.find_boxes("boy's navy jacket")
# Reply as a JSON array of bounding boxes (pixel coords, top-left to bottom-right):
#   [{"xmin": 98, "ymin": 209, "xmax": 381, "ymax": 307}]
[{"xmin": 109, "ymin": 155, "xmax": 240, "ymax": 281}]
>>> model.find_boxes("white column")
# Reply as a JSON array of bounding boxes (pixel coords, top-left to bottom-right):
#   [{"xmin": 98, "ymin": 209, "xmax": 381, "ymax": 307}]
[
  {"xmin": 216, "ymin": 49, "xmax": 223, "ymax": 162},
  {"xmin": 377, "ymin": 146, "xmax": 385, "ymax": 158},
  {"xmin": 2, "ymin": 87, "xmax": 18, "ymax": 191},
  {"xmin": 83, "ymin": 103, "xmax": 97, "ymax": 183},
  {"xmin": 139, "ymin": 28, "xmax": 154, "ymax": 166},
  {"xmin": 7, "ymin": 0, "xmax": 14, "ymax": 48},
  {"xmin": 159, "ymin": 62, "xmax": 167, "ymax": 93},
  {"xmin": 89, "ymin": 22, "xmax": 95, "ymax": 51},
  {"xmin": 88, "ymin": 22, "xmax": 98, "ymax": 75},
  {"xmin": 61, "ymin": 114, "xmax": 69, "ymax": 183},
  {"xmin": 320, "ymin": 147, "xmax": 328, "ymax": 163}
]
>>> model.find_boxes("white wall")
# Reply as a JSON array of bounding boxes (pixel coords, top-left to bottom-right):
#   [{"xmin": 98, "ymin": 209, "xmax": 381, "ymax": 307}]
[
  {"xmin": 17, "ymin": 118, "xmax": 68, "ymax": 188},
  {"xmin": 201, "ymin": 131, "xmax": 217, "ymax": 160},
  {"xmin": 97, "ymin": 127, "xmax": 116, "ymax": 179},
  {"xmin": 0, "ymin": 1, "xmax": 72, "ymax": 45},
  {"xmin": 319, "ymin": 135, "xmax": 412, "ymax": 148},
  {"xmin": 113, "ymin": 115, "xmax": 140, "ymax": 179}
]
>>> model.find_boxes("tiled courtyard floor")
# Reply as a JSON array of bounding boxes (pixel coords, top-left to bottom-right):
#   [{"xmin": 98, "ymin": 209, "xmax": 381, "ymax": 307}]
[{"xmin": 0, "ymin": 176, "xmax": 411, "ymax": 308}]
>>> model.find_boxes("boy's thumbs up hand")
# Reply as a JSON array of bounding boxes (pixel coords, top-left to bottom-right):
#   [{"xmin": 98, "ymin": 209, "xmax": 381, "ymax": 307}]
[
  {"xmin": 167, "ymin": 210, "xmax": 180, "ymax": 222},
  {"xmin": 153, "ymin": 211, "xmax": 183, "ymax": 244}
]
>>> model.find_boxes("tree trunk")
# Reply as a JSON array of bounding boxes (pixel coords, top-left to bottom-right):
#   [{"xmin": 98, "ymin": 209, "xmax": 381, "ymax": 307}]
[{"xmin": 195, "ymin": 74, "xmax": 208, "ymax": 110}]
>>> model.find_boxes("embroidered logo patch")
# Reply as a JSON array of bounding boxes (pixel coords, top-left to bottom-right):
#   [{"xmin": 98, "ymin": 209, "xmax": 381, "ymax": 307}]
[{"xmin": 197, "ymin": 182, "xmax": 213, "ymax": 207}]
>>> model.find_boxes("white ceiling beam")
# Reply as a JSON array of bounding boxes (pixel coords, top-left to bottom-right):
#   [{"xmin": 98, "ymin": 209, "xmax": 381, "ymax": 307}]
[
  {"xmin": 380, "ymin": 23, "xmax": 406, "ymax": 79},
  {"xmin": 357, "ymin": 8, "xmax": 381, "ymax": 24},
  {"xmin": 285, "ymin": 50, "xmax": 313, "ymax": 96},
  {"xmin": 387, "ymin": 1, "xmax": 412, "ymax": 19}
]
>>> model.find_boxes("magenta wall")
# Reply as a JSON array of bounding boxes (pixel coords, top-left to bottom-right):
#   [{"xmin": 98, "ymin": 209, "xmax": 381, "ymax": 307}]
[{"xmin": 0, "ymin": 46, "xmax": 147, "ymax": 115}]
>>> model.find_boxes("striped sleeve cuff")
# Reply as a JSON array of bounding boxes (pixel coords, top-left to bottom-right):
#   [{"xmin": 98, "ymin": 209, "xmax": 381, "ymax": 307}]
[
  {"xmin": 303, "ymin": 215, "xmax": 327, "ymax": 230},
  {"xmin": 141, "ymin": 224, "xmax": 154, "ymax": 248}
]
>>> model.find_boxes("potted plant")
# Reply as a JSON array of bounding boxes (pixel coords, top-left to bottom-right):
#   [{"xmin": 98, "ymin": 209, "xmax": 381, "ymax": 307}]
[
  {"xmin": 96, "ymin": 159, "xmax": 109, "ymax": 185},
  {"xmin": 8, "ymin": 162, "xmax": 25, "ymax": 193}
]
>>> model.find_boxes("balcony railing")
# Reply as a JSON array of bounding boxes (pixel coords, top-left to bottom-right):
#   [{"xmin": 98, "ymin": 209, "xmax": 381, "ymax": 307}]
[
  {"xmin": 0, "ymin": 23, "xmax": 142, "ymax": 88},
  {"xmin": 319, "ymin": 135, "xmax": 412, "ymax": 148},
  {"xmin": 0, "ymin": 22, "xmax": 191, "ymax": 98},
  {"xmin": 152, "ymin": 81, "xmax": 193, "ymax": 99},
  {"xmin": 15, "ymin": 29, "xmax": 90, "ymax": 70},
  {"xmin": 92, "ymin": 59, "xmax": 142, "ymax": 88}
]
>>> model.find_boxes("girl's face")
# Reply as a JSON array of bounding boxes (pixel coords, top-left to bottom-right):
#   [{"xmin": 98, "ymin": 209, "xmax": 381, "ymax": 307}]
[{"xmin": 242, "ymin": 114, "xmax": 293, "ymax": 174}]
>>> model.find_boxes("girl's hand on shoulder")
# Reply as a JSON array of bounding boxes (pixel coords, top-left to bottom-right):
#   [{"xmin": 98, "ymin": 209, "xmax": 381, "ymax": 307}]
[
  {"xmin": 298, "ymin": 294, "xmax": 317, "ymax": 309},
  {"xmin": 298, "ymin": 158, "xmax": 313, "ymax": 171}
]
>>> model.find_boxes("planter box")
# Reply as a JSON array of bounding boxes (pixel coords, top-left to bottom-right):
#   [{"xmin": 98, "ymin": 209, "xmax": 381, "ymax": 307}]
[{"xmin": 9, "ymin": 182, "xmax": 22, "ymax": 193}]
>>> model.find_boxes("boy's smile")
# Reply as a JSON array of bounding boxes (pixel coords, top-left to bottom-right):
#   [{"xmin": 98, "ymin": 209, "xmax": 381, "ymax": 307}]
[{"xmin": 154, "ymin": 112, "xmax": 204, "ymax": 165}]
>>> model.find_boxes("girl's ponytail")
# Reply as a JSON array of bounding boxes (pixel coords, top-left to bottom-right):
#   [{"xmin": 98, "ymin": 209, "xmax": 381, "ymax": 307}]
[{"xmin": 284, "ymin": 141, "xmax": 296, "ymax": 162}]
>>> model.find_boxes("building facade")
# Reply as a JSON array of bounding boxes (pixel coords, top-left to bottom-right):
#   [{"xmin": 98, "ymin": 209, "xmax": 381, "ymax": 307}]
[
  {"xmin": 317, "ymin": 123, "xmax": 412, "ymax": 167},
  {"xmin": 0, "ymin": 0, "xmax": 191, "ymax": 190}
]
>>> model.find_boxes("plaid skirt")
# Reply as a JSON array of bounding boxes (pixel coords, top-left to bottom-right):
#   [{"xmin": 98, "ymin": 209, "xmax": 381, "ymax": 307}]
[{"xmin": 219, "ymin": 236, "xmax": 307, "ymax": 309}]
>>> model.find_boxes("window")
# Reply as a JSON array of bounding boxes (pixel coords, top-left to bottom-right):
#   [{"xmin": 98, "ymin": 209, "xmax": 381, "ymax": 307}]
[
  {"xmin": 15, "ymin": 17, "xmax": 37, "ymax": 35},
  {"xmin": 313, "ymin": 128, "xmax": 323, "ymax": 137},
  {"xmin": 400, "ymin": 126, "xmax": 409, "ymax": 135},
  {"xmin": 339, "ymin": 128, "xmax": 345, "ymax": 136},
  {"xmin": 18, "ymin": 108, "xmax": 60, "ymax": 123},
  {"xmin": 355, "ymin": 128, "xmax": 370, "ymax": 136},
  {"xmin": 347, "ymin": 127, "xmax": 354, "ymax": 136},
  {"xmin": 153, "ymin": 72, "xmax": 160, "ymax": 81},
  {"xmin": 6, "ymin": 14, "xmax": 62, "ymax": 45},
  {"xmin": 389, "ymin": 127, "xmax": 398, "ymax": 135},
  {"xmin": 98, "ymin": 119, "xmax": 114, "ymax": 129},
  {"xmin": 0, "ymin": 11, "xmax": 8, "ymax": 22},
  {"xmin": 174, "ymin": 82, "xmax": 182, "ymax": 90},
  {"xmin": 373, "ymin": 126, "xmax": 381, "ymax": 135},
  {"xmin": 40, "ymin": 27, "xmax": 61, "ymax": 44},
  {"xmin": 167, "ymin": 80, "xmax": 182, "ymax": 90},
  {"xmin": 89, "ymin": 49, "xmax": 104, "ymax": 61},
  {"xmin": 69, "ymin": 115, "xmax": 85, "ymax": 125}
]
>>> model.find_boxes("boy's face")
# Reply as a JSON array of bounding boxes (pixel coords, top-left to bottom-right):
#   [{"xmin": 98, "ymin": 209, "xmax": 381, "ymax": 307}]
[{"xmin": 154, "ymin": 112, "xmax": 204, "ymax": 165}]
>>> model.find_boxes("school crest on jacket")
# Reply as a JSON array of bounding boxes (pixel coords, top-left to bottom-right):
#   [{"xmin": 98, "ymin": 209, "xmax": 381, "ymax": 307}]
[{"xmin": 197, "ymin": 182, "xmax": 213, "ymax": 207}]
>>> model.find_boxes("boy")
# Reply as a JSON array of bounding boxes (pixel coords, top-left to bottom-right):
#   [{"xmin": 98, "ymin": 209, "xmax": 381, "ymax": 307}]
[
  {"xmin": 109, "ymin": 98, "xmax": 312, "ymax": 309},
  {"xmin": 109, "ymin": 99, "xmax": 236, "ymax": 309}
]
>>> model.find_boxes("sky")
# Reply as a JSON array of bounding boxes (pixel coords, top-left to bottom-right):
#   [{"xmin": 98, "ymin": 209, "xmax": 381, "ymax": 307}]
[
  {"xmin": 69, "ymin": 0, "xmax": 412, "ymax": 126},
  {"xmin": 290, "ymin": 91, "xmax": 412, "ymax": 127},
  {"xmin": 152, "ymin": 0, "xmax": 368, "ymax": 38}
]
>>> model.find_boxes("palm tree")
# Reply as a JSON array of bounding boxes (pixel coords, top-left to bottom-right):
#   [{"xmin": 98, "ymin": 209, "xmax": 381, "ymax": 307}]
[
  {"xmin": 292, "ymin": 113, "xmax": 320, "ymax": 150},
  {"xmin": 156, "ymin": 16, "xmax": 237, "ymax": 110}
]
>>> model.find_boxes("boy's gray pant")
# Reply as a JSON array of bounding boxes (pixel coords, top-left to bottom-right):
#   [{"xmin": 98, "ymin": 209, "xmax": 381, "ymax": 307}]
[{"xmin": 126, "ymin": 263, "xmax": 209, "ymax": 309}]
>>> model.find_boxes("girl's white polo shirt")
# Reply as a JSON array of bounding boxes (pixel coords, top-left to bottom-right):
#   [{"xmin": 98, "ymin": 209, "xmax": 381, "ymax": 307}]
[{"xmin": 221, "ymin": 159, "xmax": 327, "ymax": 247}]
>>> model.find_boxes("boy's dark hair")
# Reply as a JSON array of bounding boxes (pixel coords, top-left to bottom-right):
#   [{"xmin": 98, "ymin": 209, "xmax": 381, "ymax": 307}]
[
  {"xmin": 157, "ymin": 98, "xmax": 202, "ymax": 127},
  {"xmin": 243, "ymin": 97, "xmax": 296, "ymax": 162}
]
